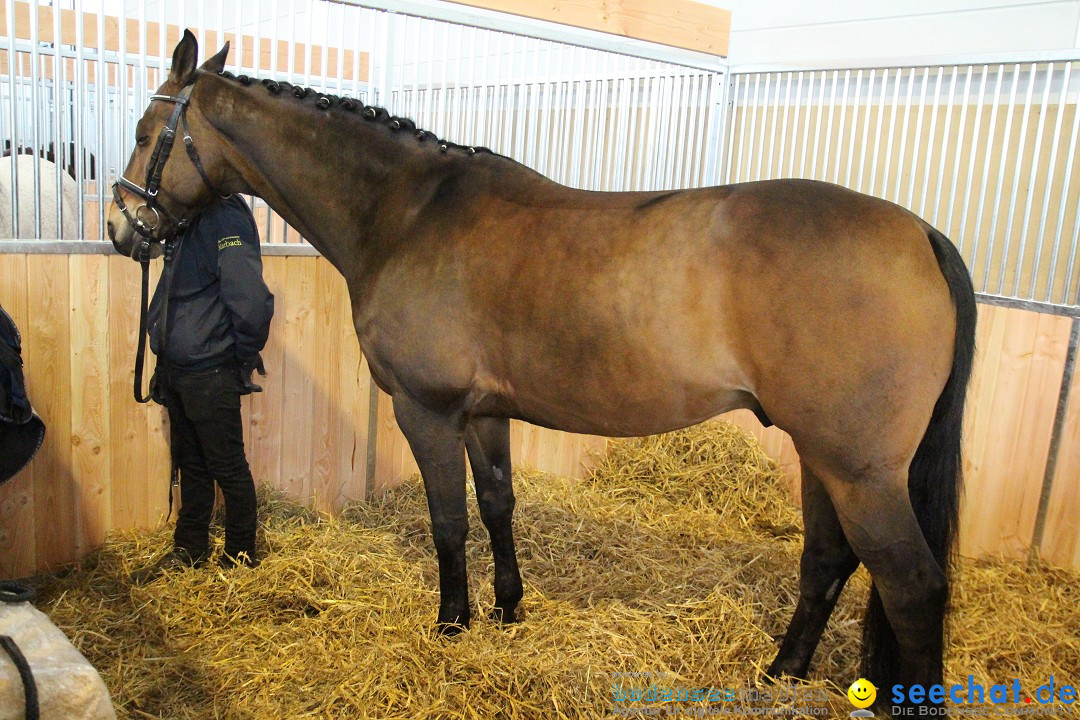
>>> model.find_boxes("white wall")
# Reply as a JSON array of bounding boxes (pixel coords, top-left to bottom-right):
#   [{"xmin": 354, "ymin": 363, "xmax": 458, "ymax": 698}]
[{"xmin": 702, "ymin": 0, "xmax": 1080, "ymax": 67}]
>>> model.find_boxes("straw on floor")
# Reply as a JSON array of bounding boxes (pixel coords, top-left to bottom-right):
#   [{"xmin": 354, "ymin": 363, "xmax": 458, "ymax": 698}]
[{"xmin": 34, "ymin": 421, "xmax": 1080, "ymax": 719}]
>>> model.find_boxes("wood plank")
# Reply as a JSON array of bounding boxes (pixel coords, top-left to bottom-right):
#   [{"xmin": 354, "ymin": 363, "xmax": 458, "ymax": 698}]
[
  {"xmin": 24, "ymin": 254, "xmax": 75, "ymax": 569},
  {"xmin": 1040, "ymin": 338, "xmax": 1080, "ymax": 568},
  {"xmin": 0, "ymin": 253, "xmax": 35, "ymax": 579},
  {"xmin": 280, "ymin": 257, "xmax": 318, "ymax": 502},
  {"xmin": 373, "ymin": 390, "xmax": 419, "ymax": 495},
  {"xmin": 333, "ymin": 269, "xmax": 369, "ymax": 510},
  {"xmin": 107, "ymin": 254, "xmax": 149, "ymax": 531},
  {"xmin": 310, "ymin": 260, "xmax": 341, "ymax": 514},
  {"xmin": 68, "ymin": 254, "xmax": 111, "ymax": 555},
  {"xmin": 143, "ymin": 261, "xmax": 172, "ymax": 529},
  {"xmin": 959, "ymin": 305, "xmax": 1072, "ymax": 559},
  {"xmin": 446, "ymin": 0, "xmax": 731, "ymax": 56},
  {"xmin": 249, "ymin": 256, "xmax": 286, "ymax": 492}
]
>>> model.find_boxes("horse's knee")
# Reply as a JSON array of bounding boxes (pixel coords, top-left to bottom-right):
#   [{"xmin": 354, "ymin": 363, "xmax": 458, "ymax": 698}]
[
  {"xmin": 431, "ymin": 516, "xmax": 469, "ymax": 555},
  {"xmin": 799, "ymin": 546, "xmax": 858, "ymax": 598}
]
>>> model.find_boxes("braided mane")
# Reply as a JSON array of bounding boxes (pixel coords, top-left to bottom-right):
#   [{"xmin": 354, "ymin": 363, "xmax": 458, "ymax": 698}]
[{"xmin": 216, "ymin": 70, "xmax": 494, "ymax": 156}]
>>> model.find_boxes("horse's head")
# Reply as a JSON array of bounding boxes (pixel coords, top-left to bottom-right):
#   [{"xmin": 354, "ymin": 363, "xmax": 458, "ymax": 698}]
[{"xmin": 107, "ymin": 30, "xmax": 232, "ymax": 259}]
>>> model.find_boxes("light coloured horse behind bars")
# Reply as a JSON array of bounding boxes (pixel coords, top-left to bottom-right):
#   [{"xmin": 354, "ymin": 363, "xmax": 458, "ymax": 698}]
[{"xmin": 0, "ymin": 155, "xmax": 80, "ymax": 240}]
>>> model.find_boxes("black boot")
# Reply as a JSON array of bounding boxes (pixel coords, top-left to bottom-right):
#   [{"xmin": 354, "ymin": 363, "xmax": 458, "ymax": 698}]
[{"xmin": 129, "ymin": 548, "xmax": 208, "ymax": 585}]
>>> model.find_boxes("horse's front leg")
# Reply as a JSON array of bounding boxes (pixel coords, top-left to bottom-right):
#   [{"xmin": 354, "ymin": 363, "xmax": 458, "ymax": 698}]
[
  {"xmin": 392, "ymin": 394, "xmax": 470, "ymax": 633},
  {"xmin": 465, "ymin": 416, "xmax": 523, "ymax": 623}
]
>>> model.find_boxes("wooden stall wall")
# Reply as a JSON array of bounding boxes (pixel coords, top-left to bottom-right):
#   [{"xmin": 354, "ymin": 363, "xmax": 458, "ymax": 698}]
[{"xmin": 0, "ymin": 253, "xmax": 371, "ymax": 579}]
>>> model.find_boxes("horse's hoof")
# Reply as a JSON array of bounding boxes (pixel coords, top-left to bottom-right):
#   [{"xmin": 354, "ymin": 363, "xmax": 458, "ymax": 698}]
[
  {"xmin": 763, "ymin": 660, "xmax": 807, "ymax": 684},
  {"xmin": 435, "ymin": 619, "xmax": 469, "ymax": 636},
  {"xmin": 489, "ymin": 606, "xmax": 520, "ymax": 624}
]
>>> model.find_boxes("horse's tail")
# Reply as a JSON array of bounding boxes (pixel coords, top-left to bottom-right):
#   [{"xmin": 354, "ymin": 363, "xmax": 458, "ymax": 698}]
[{"xmin": 862, "ymin": 225, "xmax": 976, "ymax": 689}]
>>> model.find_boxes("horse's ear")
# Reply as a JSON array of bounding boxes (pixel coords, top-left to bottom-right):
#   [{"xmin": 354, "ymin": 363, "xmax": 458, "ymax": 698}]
[
  {"xmin": 169, "ymin": 29, "xmax": 199, "ymax": 86},
  {"xmin": 201, "ymin": 42, "xmax": 230, "ymax": 75}
]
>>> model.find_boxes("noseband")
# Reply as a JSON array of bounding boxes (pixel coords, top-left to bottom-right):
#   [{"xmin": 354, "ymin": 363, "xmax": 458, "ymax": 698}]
[{"xmin": 111, "ymin": 78, "xmax": 228, "ymax": 251}]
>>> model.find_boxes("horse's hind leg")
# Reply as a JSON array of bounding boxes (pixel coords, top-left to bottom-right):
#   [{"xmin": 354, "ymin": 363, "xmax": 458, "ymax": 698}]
[
  {"xmin": 767, "ymin": 460, "xmax": 859, "ymax": 679},
  {"xmin": 465, "ymin": 416, "xmax": 524, "ymax": 623},
  {"xmin": 822, "ymin": 466, "xmax": 947, "ymax": 691}
]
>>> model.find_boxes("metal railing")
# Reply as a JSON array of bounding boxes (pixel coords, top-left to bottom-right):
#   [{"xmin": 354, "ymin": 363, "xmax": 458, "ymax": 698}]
[
  {"xmin": 722, "ymin": 57, "xmax": 1080, "ymax": 314},
  {"xmin": 0, "ymin": 0, "xmax": 724, "ymax": 246}
]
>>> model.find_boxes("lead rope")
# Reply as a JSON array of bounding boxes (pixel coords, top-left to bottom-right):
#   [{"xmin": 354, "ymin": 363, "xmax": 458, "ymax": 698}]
[
  {"xmin": 0, "ymin": 581, "xmax": 39, "ymax": 720},
  {"xmin": 132, "ymin": 235, "xmax": 185, "ymax": 520}
]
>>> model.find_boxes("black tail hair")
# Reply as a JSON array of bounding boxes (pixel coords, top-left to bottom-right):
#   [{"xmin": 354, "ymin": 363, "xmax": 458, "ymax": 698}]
[{"xmin": 861, "ymin": 226, "xmax": 977, "ymax": 690}]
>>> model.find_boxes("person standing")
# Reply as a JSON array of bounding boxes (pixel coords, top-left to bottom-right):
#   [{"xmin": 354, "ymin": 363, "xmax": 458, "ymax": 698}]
[{"xmin": 130, "ymin": 195, "xmax": 274, "ymax": 584}]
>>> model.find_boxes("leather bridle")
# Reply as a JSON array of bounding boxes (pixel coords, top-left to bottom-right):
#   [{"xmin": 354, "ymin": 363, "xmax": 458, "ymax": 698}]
[
  {"xmin": 111, "ymin": 78, "xmax": 228, "ymax": 246},
  {"xmin": 112, "ymin": 74, "xmax": 229, "ymax": 404}
]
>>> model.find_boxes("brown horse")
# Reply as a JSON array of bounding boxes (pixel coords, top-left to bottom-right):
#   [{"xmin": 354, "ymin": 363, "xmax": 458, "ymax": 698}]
[{"xmin": 108, "ymin": 32, "xmax": 976, "ymax": 704}]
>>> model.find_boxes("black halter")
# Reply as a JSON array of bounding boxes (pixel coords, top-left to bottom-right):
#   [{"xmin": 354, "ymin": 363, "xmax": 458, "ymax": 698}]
[{"xmin": 113, "ymin": 76, "xmax": 228, "ymax": 404}]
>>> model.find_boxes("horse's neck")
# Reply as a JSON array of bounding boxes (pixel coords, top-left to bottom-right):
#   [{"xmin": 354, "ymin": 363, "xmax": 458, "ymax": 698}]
[{"xmin": 202, "ymin": 76, "xmax": 435, "ymax": 275}]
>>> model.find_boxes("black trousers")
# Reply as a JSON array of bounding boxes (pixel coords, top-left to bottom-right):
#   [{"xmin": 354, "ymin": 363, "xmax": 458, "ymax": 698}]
[{"xmin": 160, "ymin": 365, "xmax": 257, "ymax": 560}]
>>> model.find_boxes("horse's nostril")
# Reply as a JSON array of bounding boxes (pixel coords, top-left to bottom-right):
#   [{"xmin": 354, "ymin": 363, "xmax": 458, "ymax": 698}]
[{"xmin": 106, "ymin": 220, "xmax": 116, "ymax": 241}]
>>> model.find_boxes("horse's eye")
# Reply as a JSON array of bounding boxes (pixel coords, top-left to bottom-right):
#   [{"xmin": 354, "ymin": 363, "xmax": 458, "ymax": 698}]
[{"xmin": 136, "ymin": 135, "xmax": 150, "ymax": 147}]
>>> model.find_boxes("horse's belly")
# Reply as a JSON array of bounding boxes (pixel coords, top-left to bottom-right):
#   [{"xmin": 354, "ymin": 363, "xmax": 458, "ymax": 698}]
[
  {"xmin": 484, "ymin": 343, "xmax": 752, "ymax": 437},
  {"xmin": 503, "ymin": 386, "xmax": 752, "ymax": 437}
]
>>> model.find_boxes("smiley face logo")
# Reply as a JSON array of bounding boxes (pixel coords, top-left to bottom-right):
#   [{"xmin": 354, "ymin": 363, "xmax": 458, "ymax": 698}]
[{"xmin": 848, "ymin": 678, "xmax": 877, "ymax": 709}]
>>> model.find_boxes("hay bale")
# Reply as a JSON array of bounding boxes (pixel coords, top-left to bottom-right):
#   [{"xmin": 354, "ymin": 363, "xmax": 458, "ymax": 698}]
[{"xmin": 29, "ymin": 420, "xmax": 1080, "ymax": 719}]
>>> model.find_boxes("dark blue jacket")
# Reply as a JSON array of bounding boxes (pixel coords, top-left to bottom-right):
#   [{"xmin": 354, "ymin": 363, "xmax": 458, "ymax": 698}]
[{"xmin": 149, "ymin": 196, "xmax": 274, "ymax": 370}]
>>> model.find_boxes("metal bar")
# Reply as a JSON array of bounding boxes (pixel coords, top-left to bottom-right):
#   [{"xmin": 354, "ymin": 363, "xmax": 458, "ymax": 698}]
[
  {"xmin": 820, "ymin": 70, "xmax": 838, "ymax": 182},
  {"xmin": 553, "ymin": 42, "xmax": 570, "ymax": 182},
  {"xmin": 845, "ymin": 69, "xmax": 864, "ymax": 188},
  {"xmin": 895, "ymin": 67, "xmax": 920, "ymax": 205},
  {"xmin": 933, "ymin": 66, "xmax": 959, "ymax": 226},
  {"xmin": 797, "ymin": 71, "xmax": 811, "ymax": 178},
  {"xmin": 653, "ymin": 72, "xmax": 674, "ymax": 189},
  {"xmin": 305, "ymin": 2, "xmax": 315, "ymax": 88},
  {"xmin": 917, "ymin": 66, "xmax": 944, "ymax": 219},
  {"xmin": 732, "ymin": 74, "xmax": 748, "ymax": 183},
  {"xmin": 942, "ymin": 66, "xmax": 972, "ymax": 238},
  {"xmin": 96, "ymin": 0, "xmax": 105, "ymax": 242},
  {"xmin": 1048, "ymin": 65, "xmax": 1080, "ymax": 304},
  {"xmin": 1031, "ymin": 64, "xmax": 1069, "ymax": 301},
  {"xmin": 1028, "ymin": 317, "xmax": 1080, "ymax": 563},
  {"xmin": 969, "ymin": 65, "xmax": 1004, "ymax": 274},
  {"xmin": 701, "ymin": 72, "xmax": 721, "ymax": 186},
  {"xmin": 765, "ymin": 71, "xmax": 781, "ymax": 179},
  {"xmin": 1015, "ymin": 63, "xmax": 1054, "ymax": 298},
  {"xmin": 858, "ymin": 69, "xmax": 877, "ymax": 192},
  {"xmin": 334, "ymin": 3, "xmax": 347, "ymax": 98},
  {"xmin": 594, "ymin": 53, "xmax": 613, "ymax": 190},
  {"xmin": 623, "ymin": 63, "xmax": 640, "ymax": 189},
  {"xmin": 74, "ymin": 0, "xmax": 86, "ymax": 241},
  {"xmin": 877, "ymin": 68, "xmax": 897, "ymax": 197},
  {"xmin": 973, "ymin": 293, "xmax": 1079, "ymax": 316},
  {"xmin": 996, "ymin": 63, "xmax": 1038, "ymax": 294},
  {"xmin": 28, "ymin": 0, "xmax": 40, "ymax": 239},
  {"xmin": 233, "ymin": 0, "xmax": 243, "ymax": 75},
  {"xmin": 3, "ymin": 0, "xmax": 17, "ymax": 236},
  {"xmin": 959, "ymin": 66, "xmax": 990, "ymax": 258},
  {"xmin": 777, "ymin": 71, "xmax": 793, "ymax": 178},
  {"xmin": 753, "ymin": 73, "xmax": 769, "ymax": 180},
  {"xmin": 687, "ymin": 73, "xmax": 706, "ymax": 187},
  {"xmin": 52, "ymin": 0, "xmax": 63, "ymax": 237}
]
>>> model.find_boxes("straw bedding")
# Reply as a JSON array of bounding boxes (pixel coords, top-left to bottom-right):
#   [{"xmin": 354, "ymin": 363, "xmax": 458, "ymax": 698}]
[{"xmin": 32, "ymin": 421, "xmax": 1079, "ymax": 719}]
